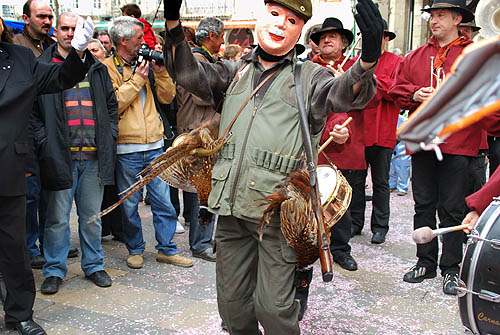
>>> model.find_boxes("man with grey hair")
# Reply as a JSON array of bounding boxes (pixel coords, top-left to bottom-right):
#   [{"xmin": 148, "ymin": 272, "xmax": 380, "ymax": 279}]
[
  {"xmin": 310, "ymin": 17, "xmax": 353, "ymax": 69},
  {"xmin": 310, "ymin": 17, "xmax": 359, "ymax": 274},
  {"xmin": 193, "ymin": 16, "xmax": 224, "ymax": 61},
  {"xmin": 174, "ymin": 16, "xmax": 225, "ymax": 263},
  {"xmin": 103, "ymin": 16, "xmax": 193, "ymax": 270}
]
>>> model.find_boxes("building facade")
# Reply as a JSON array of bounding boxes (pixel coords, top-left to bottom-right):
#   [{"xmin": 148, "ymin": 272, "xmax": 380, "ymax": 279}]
[{"xmin": 1, "ymin": 0, "xmax": 466, "ymax": 55}]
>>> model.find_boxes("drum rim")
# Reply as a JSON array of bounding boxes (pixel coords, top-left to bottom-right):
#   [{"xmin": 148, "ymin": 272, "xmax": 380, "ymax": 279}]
[
  {"xmin": 461, "ymin": 200, "xmax": 500, "ymax": 334},
  {"xmin": 317, "ymin": 164, "xmax": 352, "ymax": 228}
]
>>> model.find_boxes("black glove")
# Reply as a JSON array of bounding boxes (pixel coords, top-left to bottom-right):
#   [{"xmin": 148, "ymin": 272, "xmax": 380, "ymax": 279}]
[
  {"xmin": 199, "ymin": 206, "xmax": 213, "ymax": 226},
  {"xmin": 355, "ymin": 0, "xmax": 384, "ymax": 63},
  {"xmin": 165, "ymin": 0, "xmax": 183, "ymax": 21}
]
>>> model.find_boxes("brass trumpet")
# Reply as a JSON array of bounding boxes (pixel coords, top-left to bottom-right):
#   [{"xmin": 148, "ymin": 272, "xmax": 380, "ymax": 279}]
[{"xmin": 430, "ymin": 56, "xmax": 445, "ymax": 90}]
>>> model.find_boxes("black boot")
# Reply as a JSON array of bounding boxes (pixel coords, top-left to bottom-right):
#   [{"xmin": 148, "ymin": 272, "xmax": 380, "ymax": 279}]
[{"xmin": 294, "ymin": 267, "xmax": 313, "ymax": 321}]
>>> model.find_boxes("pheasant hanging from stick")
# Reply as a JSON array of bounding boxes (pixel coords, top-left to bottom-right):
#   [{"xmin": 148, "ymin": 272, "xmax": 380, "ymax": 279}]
[
  {"xmin": 87, "ymin": 119, "xmax": 231, "ymax": 224},
  {"xmin": 258, "ymin": 168, "xmax": 331, "ymax": 268}
]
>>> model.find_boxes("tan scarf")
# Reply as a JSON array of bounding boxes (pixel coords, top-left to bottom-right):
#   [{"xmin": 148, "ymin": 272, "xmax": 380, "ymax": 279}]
[{"xmin": 432, "ymin": 35, "xmax": 470, "ymax": 72}]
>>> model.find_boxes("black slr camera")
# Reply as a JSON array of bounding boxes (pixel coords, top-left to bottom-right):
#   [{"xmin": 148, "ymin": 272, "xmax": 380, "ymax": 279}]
[{"xmin": 137, "ymin": 44, "xmax": 164, "ymax": 65}]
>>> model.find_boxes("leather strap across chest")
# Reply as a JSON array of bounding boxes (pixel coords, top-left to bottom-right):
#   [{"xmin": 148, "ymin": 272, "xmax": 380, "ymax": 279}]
[{"xmin": 218, "ymin": 64, "xmax": 281, "ymax": 141}]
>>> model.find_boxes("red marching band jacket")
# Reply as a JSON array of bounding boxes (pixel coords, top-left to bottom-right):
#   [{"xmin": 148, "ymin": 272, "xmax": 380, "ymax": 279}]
[
  {"xmin": 388, "ymin": 35, "xmax": 483, "ymax": 157},
  {"xmin": 465, "ymin": 111, "xmax": 500, "ymax": 213},
  {"xmin": 466, "ymin": 165, "xmax": 500, "ymax": 214},
  {"xmin": 313, "ymin": 55, "xmax": 367, "ymax": 170},
  {"xmin": 363, "ymin": 51, "xmax": 403, "ymax": 149}
]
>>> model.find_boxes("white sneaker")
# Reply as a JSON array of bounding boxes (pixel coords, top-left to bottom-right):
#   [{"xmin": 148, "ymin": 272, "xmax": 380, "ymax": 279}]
[{"xmin": 175, "ymin": 221, "xmax": 185, "ymax": 234}]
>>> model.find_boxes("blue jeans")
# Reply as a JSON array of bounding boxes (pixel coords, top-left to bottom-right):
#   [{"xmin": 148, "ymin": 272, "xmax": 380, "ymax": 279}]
[
  {"xmin": 389, "ymin": 157, "xmax": 411, "ymax": 192},
  {"xmin": 184, "ymin": 191, "xmax": 214, "ymax": 253},
  {"xmin": 116, "ymin": 148, "xmax": 179, "ymax": 256},
  {"xmin": 43, "ymin": 160, "xmax": 104, "ymax": 278},
  {"xmin": 26, "ymin": 174, "xmax": 46, "ymax": 259}
]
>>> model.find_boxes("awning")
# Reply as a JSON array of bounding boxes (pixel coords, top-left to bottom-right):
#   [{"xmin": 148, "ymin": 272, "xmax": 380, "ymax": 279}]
[
  {"xmin": 95, "ymin": 19, "xmax": 256, "ymax": 31},
  {"xmin": 182, "ymin": 20, "xmax": 256, "ymax": 30},
  {"xmin": 4, "ymin": 19, "xmax": 54, "ymax": 35}
]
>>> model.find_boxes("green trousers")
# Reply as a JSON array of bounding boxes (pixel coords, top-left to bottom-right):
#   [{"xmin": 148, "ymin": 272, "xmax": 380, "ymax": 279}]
[{"xmin": 215, "ymin": 215, "xmax": 300, "ymax": 335}]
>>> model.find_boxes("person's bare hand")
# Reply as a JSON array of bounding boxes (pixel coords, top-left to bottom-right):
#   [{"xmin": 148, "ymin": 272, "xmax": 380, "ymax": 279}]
[
  {"xmin": 413, "ymin": 87, "xmax": 434, "ymax": 102},
  {"xmin": 329, "ymin": 124, "xmax": 349, "ymax": 144},
  {"xmin": 135, "ymin": 60, "xmax": 150, "ymax": 79},
  {"xmin": 463, "ymin": 210, "xmax": 479, "ymax": 234},
  {"xmin": 325, "ymin": 63, "xmax": 345, "ymax": 77}
]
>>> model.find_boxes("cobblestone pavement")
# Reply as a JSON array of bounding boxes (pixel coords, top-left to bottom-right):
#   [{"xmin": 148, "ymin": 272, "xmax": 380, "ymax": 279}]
[{"xmin": 0, "ymin": 189, "xmax": 467, "ymax": 334}]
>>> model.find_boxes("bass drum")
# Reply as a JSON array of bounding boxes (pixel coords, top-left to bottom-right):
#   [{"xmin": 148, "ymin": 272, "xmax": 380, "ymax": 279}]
[{"xmin": 458, "ymin": 199, "xmax": 500, "ymax": 334}]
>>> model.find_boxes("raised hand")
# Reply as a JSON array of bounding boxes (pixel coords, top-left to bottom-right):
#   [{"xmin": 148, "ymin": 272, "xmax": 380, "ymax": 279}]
[
  {"xmin": 354, "ymin": 0, "xmax": 384, "ymax": 63},
  {"xmin": 164, "ymin": 0, "xmax": 183, "ymax": 21},
  {"xmin": 71, "ymin": 16, "xmax": 94, "ymax": 52}
]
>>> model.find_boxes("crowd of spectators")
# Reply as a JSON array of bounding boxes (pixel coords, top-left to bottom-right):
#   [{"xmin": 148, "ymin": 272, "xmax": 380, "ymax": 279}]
[{"xmin": 0, "ymin": 0, "xmax": 496, "ymax": 334}]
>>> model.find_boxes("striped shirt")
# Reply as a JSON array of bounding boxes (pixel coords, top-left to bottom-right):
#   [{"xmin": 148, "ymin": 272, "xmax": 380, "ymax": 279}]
[{"xmin": 53, "ymin": 52, "xmax": 97, "ymax": 160}]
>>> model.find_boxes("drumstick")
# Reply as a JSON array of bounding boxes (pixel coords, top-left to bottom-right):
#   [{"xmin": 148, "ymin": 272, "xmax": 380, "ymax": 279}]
[
  {"xmin": 412, "ymin": 224, "xmax": 470, "ymax": 244},
  {"xmin": 340, "ymin": 37, "xmax": 362, "ymax": 69},
  {"xmin": 318, "ymin": 117, "xmax": 353, "ymax": 154}
]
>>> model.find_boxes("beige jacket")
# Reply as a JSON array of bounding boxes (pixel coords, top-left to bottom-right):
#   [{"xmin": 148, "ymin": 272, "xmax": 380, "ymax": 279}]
[{"xmin": 103, "ymin": 54, "xmax": 175, "ymax": 144}]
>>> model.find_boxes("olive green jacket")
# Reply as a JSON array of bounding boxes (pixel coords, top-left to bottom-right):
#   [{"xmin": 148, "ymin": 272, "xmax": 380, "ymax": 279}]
[{"xmin": 164, "ymin": 23, "xmax": 377, "ymax": 224}]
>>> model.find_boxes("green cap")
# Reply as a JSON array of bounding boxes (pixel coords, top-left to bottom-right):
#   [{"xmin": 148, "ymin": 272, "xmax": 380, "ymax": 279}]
[{"xmin": 264, "ymin": 0, "xmax": 313, "ymax": 22}]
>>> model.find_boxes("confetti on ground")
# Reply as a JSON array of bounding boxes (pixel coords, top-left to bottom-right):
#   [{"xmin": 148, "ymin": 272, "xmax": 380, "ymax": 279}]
[{"xmin": 0, "ymin": 185, "xmax": 465, "ymax": 334}]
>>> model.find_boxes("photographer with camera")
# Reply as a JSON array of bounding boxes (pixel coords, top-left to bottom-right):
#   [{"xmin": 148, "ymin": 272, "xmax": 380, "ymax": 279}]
[{"xmin": 103, "ymin": 16, "xmax": 193, "ymax": 270}]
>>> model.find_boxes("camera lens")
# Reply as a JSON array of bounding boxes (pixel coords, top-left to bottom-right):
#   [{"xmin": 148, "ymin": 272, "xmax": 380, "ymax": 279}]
[{"xmin": 138, "ymin": 44, "xmax": 164, "ymax": 65}]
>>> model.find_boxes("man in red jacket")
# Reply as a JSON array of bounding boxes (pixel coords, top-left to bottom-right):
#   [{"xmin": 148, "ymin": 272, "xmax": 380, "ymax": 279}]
[
  {"xmin": 310, "ymin": 17, "xmax": 359, "ymax": 272},
  {"xmin": 389, "ymin": 0, "xmax": 476, "ymax": 295},
  {"xmin": 121, "ymin": 3, "xmax": 157, "ymax": 48},
  {"xmin": 357, "ymin": 21, "xmax": 402, "ymax": 244},
  {"xmin": 310, "ymin": 17, "xmax": 355, "ymax": 73}
]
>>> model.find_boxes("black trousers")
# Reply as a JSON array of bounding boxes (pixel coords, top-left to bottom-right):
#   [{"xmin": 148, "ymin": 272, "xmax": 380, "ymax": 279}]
[
  {"xmin": 467, "ymin": 152, "xmax": 487, "ymax": 197},
  {"xmin": 411, "ymin": 151, "xmax": 470, "ymax": 275},
  {"xmin": 364, "ymin": 145, "xmax": 392, "ymax": 234},
  {"xmin": 0, "ymin": 196, "xmax": 35, "ymax": 323},
  {"xmin": 330, "ymin": 169, "xmax": 365, "ymax": 257},
  {"xmin": 487, "ymin": 136, "xmax": 500, "ymax": 176},
  {"xmin": 101, "ymin": 185, "xmax": 124, "ymax": 238}
]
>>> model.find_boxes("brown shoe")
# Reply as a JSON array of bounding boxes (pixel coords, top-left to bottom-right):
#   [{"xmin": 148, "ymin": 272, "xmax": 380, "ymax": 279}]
[
  {"xmin": 127, "ymin": 254, "xmax": 143, "ymax": 269},
  {"xmin": 156, "ymin": 252, "xmax": 193, "ymax": 268}
]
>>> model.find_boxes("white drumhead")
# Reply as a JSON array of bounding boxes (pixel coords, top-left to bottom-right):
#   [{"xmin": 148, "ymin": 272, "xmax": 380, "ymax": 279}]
[{"xmin": 317, "ymin": 165, "xmax": 337, "ymax": 205}]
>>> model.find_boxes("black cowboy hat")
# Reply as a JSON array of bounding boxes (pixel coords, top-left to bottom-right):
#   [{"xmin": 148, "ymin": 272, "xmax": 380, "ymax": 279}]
[
  {"xmin": 459, "ymin": 21, "xmax": 481, "ymax": 32},
  {"xmin": 310, "ymin": 17, "xmax": 354, "ymax": 47},
  {"xmin": 383, "ymin": 19, "xmax": 396, "ymax": 41},
  {"xmin": 421, "ymin": 0, "xmax": 474, "ymax": 23},
  {"xmin": 295, "ymin": 43, "xmax": 306, "ymax": 55}
]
